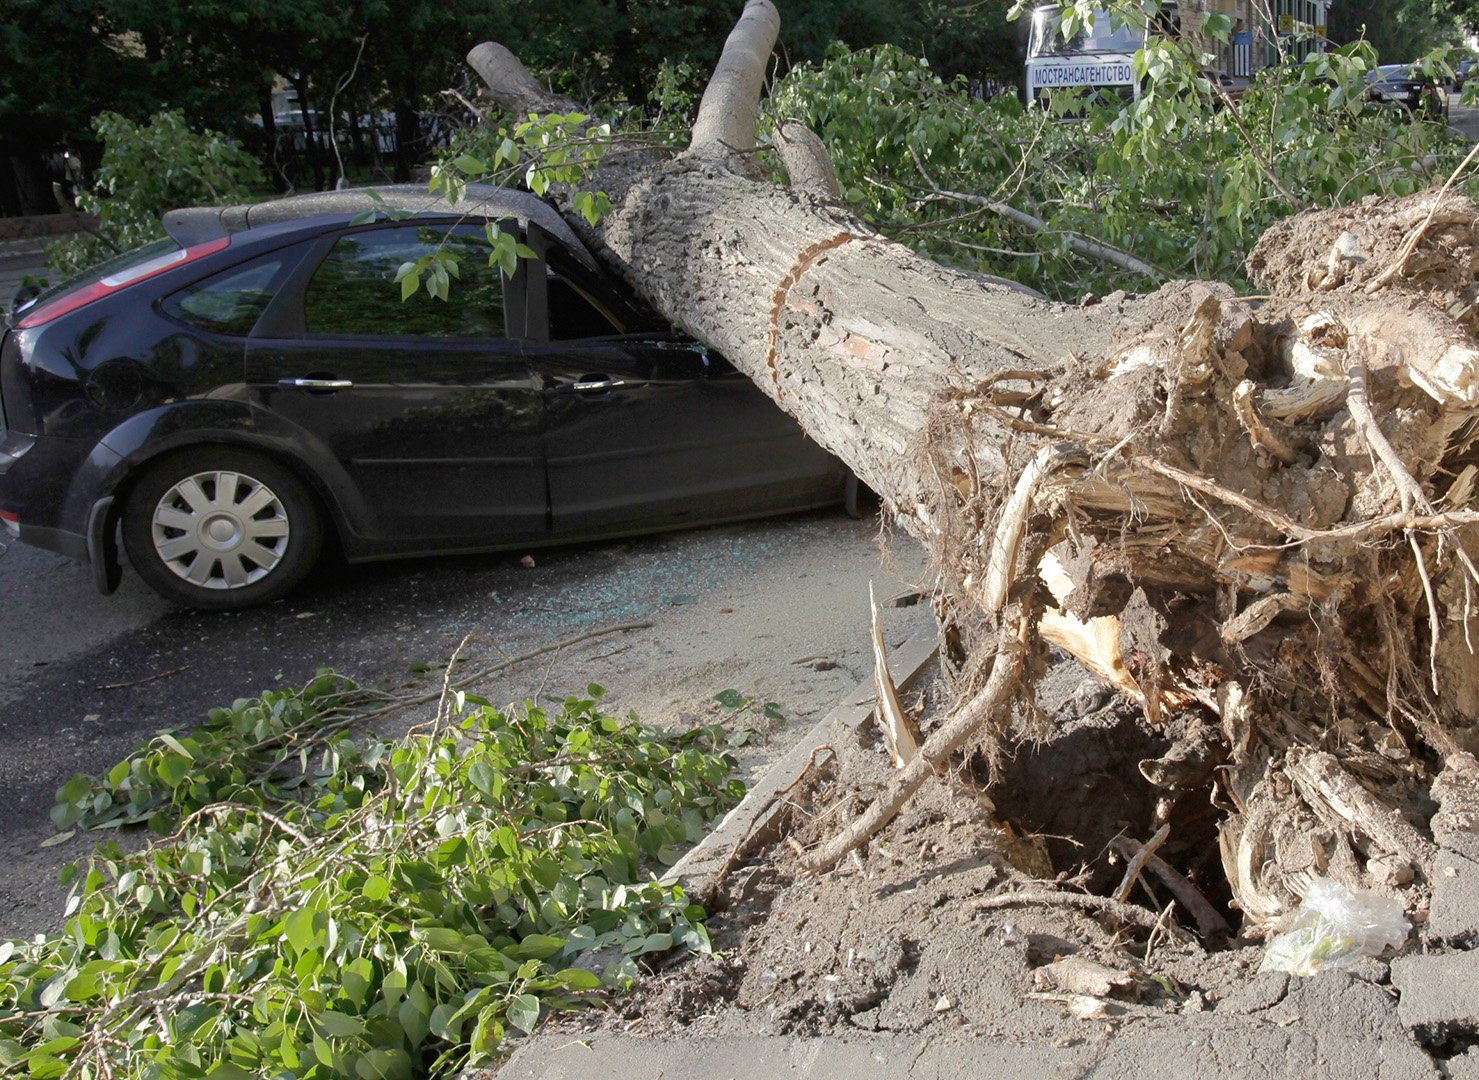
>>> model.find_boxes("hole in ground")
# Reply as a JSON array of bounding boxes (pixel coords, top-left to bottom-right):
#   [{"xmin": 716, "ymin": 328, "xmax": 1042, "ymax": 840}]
[
  {"xmin": 1415, "ymin": 1022, "xmax": 1479, "ymax": 1062},
  {"xmin": 976, "ymin": 695, "xmax": 1236, "ymax": 941}
]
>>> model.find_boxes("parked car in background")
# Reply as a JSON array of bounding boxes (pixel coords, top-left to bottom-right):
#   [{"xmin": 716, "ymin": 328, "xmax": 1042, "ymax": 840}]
[
  {"xmin": 1367, "ymin": 64, "xmax": 1448, "ymax": 119},
  {"xmin": 1452, "ymin": 58, "xmax": 1476, "ymax": 92},
  {"xmin": 0, "ymin": 186, "xmax": 847, "ymax": 608}
]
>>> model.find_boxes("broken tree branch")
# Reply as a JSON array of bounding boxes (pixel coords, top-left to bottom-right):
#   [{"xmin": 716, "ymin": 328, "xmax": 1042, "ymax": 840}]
[
  {"xmin": 964, "ymin": 889, "xmax": 1196, "ymax": 944},
  {"xmin": 909, "ymin": 145, "xmax": 1167, "ymax": 281},
  {"xmin": 870, "ymin": 581, "xmax": 922, "ymax": 767},
  {"xmin": 775, "ymin": 121, "xmax": 842, "ymax": 199},
  {"xmin": 465, "ymin": 42, "xmax": 583, "ymax": 118},
  {"xmin": 1109, "ymin": 835, "xmax": 1232, "ymax": 939}
]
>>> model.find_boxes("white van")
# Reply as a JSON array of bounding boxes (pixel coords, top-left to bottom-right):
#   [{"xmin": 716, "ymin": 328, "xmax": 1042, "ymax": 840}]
[{"xmin": 1023, "ymin": 5, "xmax": 1145, "ymax": 107}]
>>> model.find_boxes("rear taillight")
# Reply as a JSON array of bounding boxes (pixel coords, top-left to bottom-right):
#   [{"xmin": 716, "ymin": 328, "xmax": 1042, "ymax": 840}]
[{"xmin": 15, "ymin": 237, "xmax": 231, "ymax": 329}]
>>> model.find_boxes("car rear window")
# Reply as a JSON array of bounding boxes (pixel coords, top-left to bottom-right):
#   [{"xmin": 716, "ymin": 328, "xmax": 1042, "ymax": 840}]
[
  {"xmin": 302, "ymin": 225, "xmax": 505, "ymax": 338},
  {"xmin": 162, "ymin": 254, "xmax": 289, "ymax": 336},
  {"xmin": 17, "ymin": 237, "xmax": 181, "ymax": 317}
]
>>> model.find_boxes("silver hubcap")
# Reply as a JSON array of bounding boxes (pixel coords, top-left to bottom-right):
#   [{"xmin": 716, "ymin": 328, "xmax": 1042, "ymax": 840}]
[{"xmin": 151, "ymin": 470, "xmax": 290, "ymax": 590}]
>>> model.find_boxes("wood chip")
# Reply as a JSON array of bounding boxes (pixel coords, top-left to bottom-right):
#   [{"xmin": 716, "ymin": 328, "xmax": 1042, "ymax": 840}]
[{"xmin": 1033, "ymin": 956, "xmax": 1136, "ymax": 999}]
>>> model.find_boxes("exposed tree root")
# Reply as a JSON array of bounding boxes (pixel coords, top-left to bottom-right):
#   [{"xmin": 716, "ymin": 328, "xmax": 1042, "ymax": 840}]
[
  {"xmin": 800, "ymin": 610, "xmax": 1029, "ymax": 872},
  {"xmin": 963, "ymin": 889, "xmax": 1197, "ymax": 945}
]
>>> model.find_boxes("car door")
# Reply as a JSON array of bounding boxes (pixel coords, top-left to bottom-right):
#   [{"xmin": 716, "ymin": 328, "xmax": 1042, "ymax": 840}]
[
  {"xmin": 521, "ymin": 236, "xmax": 845, "ymax": 535},
  {"xmin": 245, "ymin": 221, "xmax": 547, "ymax": 547}
]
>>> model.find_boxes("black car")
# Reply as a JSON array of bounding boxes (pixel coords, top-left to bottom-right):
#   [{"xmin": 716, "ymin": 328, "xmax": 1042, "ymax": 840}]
[
  {"xmin": 1366, "ymin": 64, "xmax": 1447, "ymax": 119},
  {"xmin": 0, "ymin": 185, "xmax": 846, "ymax": 608}
]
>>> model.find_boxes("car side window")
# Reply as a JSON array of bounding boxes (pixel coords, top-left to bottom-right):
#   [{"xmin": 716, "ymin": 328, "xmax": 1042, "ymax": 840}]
[
  {"xmin": 547, "ymin": 267, "xmax": 622, "ymax": 340},
  {"xmin": 163, "ymin": 255, "xmax": 288, "ymax": 336},
  {"xmin": 303, "ymin": 225, "xmax": 505, "ymax": 338}
]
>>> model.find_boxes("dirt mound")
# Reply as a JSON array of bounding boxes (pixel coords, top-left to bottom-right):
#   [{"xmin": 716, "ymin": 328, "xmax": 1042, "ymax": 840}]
[{"xmin": 1248, "ymin": 191, "xmax": 1479, "ymax": 316}]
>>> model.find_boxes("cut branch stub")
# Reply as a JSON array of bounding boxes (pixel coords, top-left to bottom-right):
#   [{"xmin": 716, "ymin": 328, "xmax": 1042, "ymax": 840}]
[
  {"xmin": 464, "ymin": 42, "xmax": 582, "ymax": 118},
  {"xmin": 776, "ymin": 121, "xmax": 842, "ymax": 199}
]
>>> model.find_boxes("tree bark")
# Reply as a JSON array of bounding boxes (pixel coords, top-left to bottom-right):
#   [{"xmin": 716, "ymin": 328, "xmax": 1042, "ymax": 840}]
[{"xmin": 468, "ymin": 0, "xmax": 1479, "ymax": 926}]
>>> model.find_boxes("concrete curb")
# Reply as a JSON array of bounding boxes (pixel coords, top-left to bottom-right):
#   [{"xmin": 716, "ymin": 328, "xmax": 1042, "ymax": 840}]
[{"xmin": 665, "ymin": 630, "xmax": 939, "ymax": 904}]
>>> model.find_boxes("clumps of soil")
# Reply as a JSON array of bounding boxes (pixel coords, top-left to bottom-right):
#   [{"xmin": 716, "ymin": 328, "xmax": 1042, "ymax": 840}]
[
  {"xmin": 1248, "ymin": 191, "xmax": 1479, "ymax": 318},
  {"xmin": 618, "ymin": 752, "xmax": 1237, "ymax": 1045},
  {"xmin": 589, "ymin": 667, "xmax": 1246, "ymax": 1041}
]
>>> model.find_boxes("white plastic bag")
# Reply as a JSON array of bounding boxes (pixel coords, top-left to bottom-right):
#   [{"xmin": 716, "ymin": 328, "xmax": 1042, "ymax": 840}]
[{"xmin": 1259, "ymin": 877, "xmax": 1409, "ymax": 976}]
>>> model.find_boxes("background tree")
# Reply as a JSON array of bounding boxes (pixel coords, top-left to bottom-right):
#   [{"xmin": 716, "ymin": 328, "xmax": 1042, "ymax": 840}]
[
  {"xmin": 2, "ymin": 0, "xmax": 1026, "ymax": 208},
  {"xmin": 0, "ymin": 1, "xmax": 152, "ymax": 213},
  {"xmin": 1329, "ymin": 0, "xmax": 1464, "ymax": 61}
]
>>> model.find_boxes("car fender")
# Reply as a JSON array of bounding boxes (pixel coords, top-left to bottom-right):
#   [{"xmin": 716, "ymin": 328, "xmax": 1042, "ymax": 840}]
[{"xmin": 91, "ymin": 400, "xmax": 374, "ymax": 546}]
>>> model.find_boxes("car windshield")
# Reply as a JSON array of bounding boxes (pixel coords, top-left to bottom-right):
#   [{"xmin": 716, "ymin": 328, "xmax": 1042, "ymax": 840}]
[
  {"xmin": 1029, "ymin": 6, "xmax": 1143, "ymax": 57},
  {"xmin": 13, "ymin": 237, "xmax": 181, "ymax": 316}
]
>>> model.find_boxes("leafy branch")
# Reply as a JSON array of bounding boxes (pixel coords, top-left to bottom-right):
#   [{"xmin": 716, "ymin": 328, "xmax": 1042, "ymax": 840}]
[{"xmin": 5, "ymin": 684, "xmax": 743, "ymax": 1078}]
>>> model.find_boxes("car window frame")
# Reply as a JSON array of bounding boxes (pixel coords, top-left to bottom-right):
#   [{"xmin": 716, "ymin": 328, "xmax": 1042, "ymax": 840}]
[{"xmin": 253, "ymin": 216, "xmax": 523, "ymax": 343}]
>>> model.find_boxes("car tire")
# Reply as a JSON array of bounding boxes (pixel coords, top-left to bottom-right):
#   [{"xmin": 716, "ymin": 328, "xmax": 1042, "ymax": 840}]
[{"xmin": 121, "ymin": 447, "xmax": 324, "ymax": 610}]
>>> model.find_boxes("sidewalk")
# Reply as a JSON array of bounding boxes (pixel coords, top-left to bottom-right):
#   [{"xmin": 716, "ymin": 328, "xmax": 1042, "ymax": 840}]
[{"xmin": 0, "ymin": 237, "xmax": 53, "ymax": 303}]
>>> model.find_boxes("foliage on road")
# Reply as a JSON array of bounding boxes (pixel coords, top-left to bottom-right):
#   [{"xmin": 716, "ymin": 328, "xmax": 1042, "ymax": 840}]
[{"xmin": 4, "ymin": 680, "xmax": 743, "ymax": 1078}]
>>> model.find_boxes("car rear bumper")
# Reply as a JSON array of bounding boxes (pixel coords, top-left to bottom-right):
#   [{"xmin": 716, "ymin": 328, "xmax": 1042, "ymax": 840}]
[{"xmin": 0, "ymin": 431, "xmax": 122, "ymax": 591}]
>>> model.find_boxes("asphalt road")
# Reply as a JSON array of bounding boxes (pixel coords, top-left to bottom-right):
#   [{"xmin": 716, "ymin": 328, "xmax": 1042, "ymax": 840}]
[
  {"xmin": 0, "ymin": 510, "xmax": 931, "ymax": 938},
  {"xmin": 1451, "ymin": 103, "xmax": 1479, "ymax": 143}
]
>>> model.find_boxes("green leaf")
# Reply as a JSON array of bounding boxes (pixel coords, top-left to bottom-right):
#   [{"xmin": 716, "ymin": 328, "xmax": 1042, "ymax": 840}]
[
  {"xmin": 555, "ymin": 967, "xmax": 602, "ymax": 990},
  {"xmin": 157, "ymin": 753, "xmax": 191, "ymax": 788},
  {"xmin": 64, "ymin": 971, "xmax": 100, "ymax": 1001},
  {"xmin": 207, "ymin": 1064, "xmax": 255, "ymax": 1080},
  {"xmin": 452, "ymin": 153, "xmax": 488, "ymax": 176},
  {"xmin": 509, "ymin": 933, "xmax": 565, "ymax": 961},
  {"xmin": 285, "ymin": 906, "xmax": 319, "ymax": 955},
  {"xmin": 467, "ymin": 762, "xmax": 495, "ymax": 795},
  {"xmin": 506, "ymin": 994, "xmax": 541, "ymax": 1034},
  {"xmin": 397, "ymin": 998, "xmax": 429, "ymax": 1046},
  {"xmin": 429, "ymin": 1002, "xmax": 462, "ymax": 1042},
  {"xmin": 361, "ymin": 874, "xmax": 390, "ymax": 902},
  {"xmin": 316, "ymin": 1010, "xmax": 364, "ymax": 1039},
  {"xmin": 159, "ymin": 733, "xmax": 195, "ymax": 760},
  {"xmin": 417, "ymin": 927, "xmax": 464, "ymax": 952}
]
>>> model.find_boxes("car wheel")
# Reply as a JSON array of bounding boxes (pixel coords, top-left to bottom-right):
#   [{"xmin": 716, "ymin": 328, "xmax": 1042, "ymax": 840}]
[{"xmin": 121, "ymin": 448, "xmax": 323, "ymax": 609}]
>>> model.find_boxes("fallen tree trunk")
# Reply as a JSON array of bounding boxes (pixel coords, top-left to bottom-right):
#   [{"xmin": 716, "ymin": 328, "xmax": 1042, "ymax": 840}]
[{"xmin": 469, "ymin": 2, "xmax": 1479, "ymax": 929}]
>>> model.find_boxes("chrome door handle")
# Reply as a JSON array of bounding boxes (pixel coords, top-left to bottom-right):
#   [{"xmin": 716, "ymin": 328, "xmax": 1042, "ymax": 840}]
[
  {"xmin": 558, "ymin": 378, "xmax": 625, "ymax": 393},
  {"xmin": 281, "ymin": 378, "xmax": 354, "ymax": 390}
]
